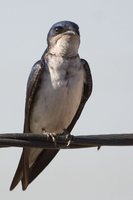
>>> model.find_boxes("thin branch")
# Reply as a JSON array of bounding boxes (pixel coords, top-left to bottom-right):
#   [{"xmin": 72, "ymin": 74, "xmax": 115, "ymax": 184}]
[{"xmin": 0, "ymin": 133, "xmax": 133, "ymax": 149}]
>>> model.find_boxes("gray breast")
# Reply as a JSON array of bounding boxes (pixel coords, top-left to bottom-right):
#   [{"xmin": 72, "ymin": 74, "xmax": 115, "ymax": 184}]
[{"xmin": 30, "ymin": 55, "xmax": 85, "ymax": 134}]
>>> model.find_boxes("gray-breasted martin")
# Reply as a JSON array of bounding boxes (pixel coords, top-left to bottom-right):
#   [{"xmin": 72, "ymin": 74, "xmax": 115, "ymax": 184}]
[{"xmin": 10, "ymin": 21, "xmax": 93, "ymax": 190}]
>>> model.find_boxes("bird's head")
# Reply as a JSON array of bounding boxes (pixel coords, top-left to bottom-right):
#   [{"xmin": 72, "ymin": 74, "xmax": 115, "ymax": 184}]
[{"xmin": 47, "ymin": 21, "xmax": 80, "ymax": 57}]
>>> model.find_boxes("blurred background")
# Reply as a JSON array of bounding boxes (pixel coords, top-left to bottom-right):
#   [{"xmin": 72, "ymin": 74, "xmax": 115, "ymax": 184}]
[{"xmin": 0, "ymin": 0, "xmax": 133, "ymax": 199}]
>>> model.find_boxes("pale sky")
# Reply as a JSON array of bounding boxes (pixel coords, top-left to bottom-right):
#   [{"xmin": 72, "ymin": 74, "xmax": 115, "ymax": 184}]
[{"xmin": 0, "ymin": 0, "xmax": 133, "ymax": 199}]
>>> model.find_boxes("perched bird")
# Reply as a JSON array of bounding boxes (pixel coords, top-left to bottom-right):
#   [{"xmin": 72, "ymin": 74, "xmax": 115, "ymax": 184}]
[{"xmin": 10, "ymin": 21, "xmax": 92, "ymax": 190}]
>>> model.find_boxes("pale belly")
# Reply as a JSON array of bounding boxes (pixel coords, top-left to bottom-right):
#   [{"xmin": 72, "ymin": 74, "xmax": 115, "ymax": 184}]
[
  {"xmin": 28, "ymin": 58, "xmax": 85, "ymax": 166},
  {"xmin": 30, "ymin": 67, "xmax": 84, "ymax": 135}
]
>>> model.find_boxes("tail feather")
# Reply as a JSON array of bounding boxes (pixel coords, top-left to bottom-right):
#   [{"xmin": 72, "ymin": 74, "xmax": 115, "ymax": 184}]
[
  {"xmin": 21, "ymin": 149, "xmax": 29, "ymax": 190},
  {"xmin": 10, "ymin": 149, "xmax": 59, "ymax": 190},
  {"xmin": 29, "ymin": 149, "xmax": 59, "ymax": 184},
  {"xmin": 10, "ymin": 152, "xmax": 23, "ymax": 190}
]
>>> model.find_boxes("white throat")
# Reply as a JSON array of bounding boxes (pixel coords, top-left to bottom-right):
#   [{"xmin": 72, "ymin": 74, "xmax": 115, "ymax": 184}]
[{"xmin": 49, "ymin": 34, "xmax": 80, "ymax": 57}]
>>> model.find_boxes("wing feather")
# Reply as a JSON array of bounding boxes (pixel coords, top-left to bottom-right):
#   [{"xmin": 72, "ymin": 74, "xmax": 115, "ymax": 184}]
[
  {"xmin": 10, "ymin": 60, "xmax": 44, "ymax": 190},
  {"xmin": 67, "ymin": 59, "xmax": 92, "ymax": 133}
]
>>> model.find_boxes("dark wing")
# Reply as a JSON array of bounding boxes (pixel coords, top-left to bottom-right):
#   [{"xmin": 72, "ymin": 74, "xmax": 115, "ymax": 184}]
[
  {"xmin": 10, "ymin": 60, "xmax": 43, "ymax": 190},
  {"xmin": 10, "ymin": 59, "xmax": 59, "ymax": 190},
  {"xmin": 67, "ymin": 59, "xmax": 92, "ymax": 133},
  {"xmin": 23, "ymin": 60, "xmax": 44, "ymax": 133}
]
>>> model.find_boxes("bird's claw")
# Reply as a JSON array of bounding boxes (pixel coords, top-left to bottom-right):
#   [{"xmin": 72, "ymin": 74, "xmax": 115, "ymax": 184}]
[
  {"xmin": 97, "ymin": 145, "xmax": 101, "ymax": 150},
  {"xmin": 63, "ymin": 129, "xmax": 72, "ymax": 147},
  {"xmin": 43, "ymin": 132, "xmax": 57, "ymax": 146},
  {"xmin": 63, "ymin": 131, "xmax": 73, "ymax": 147}
]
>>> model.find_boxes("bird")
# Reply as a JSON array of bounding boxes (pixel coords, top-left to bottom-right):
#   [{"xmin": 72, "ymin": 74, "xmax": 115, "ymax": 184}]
[{"xmin": 10, "ymin": 20, "xmax": 93, "ymax": 190}]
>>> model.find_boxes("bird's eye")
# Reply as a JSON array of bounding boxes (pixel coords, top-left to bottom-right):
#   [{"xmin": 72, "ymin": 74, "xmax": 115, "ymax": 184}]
[{"xmin": 54, "ymin": 26, "xmax": 64, "ymax": 33}]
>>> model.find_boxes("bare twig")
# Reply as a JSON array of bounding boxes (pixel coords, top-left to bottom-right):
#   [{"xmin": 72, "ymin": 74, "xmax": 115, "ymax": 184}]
[{"xmin": 0, "ymin": 133, "xmax": 133, "ymax": 149}]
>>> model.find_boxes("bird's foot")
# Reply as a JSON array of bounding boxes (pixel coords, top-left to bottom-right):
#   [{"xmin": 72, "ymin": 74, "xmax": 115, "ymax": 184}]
[
  {"xmin": 63, "ymin": 130, "xmax": 73, "ymax": 147},
  {"xmin": 97, "ymin": 145, "xmax": 101, "ymax": 150},
  {"xmin": 42, "ymin": 131, "xmax": 57, "ymax": 146}
]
